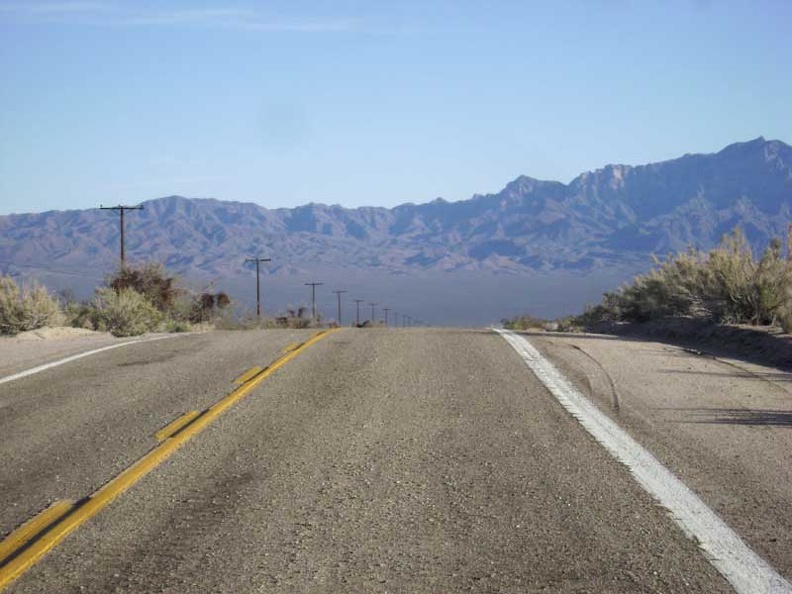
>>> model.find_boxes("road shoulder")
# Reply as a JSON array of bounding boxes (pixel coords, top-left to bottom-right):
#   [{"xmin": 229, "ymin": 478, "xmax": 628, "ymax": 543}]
[{"xmin": 523, "ymin": 329, "xmax": 792, "ymax": 582}]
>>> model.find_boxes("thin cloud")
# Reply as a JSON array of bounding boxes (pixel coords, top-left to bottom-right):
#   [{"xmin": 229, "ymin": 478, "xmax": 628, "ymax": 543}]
[
  {"xmin": 0, "ymin": 1, "xmax": 111, "ymax": 15},
  {"xmin": 110, "ymin": 175, "xmax": 225, "ymax": 193},
  {"xmin": 0, "ymin": 2, "xmax": 359, "ymax": 32},
  {"xmin": 240, "ymin": 18, "xmax": 358, "ymax": 33},
  {"xmin": 26, "ymin": 2, "xmax": 110, "ymax": 14}
]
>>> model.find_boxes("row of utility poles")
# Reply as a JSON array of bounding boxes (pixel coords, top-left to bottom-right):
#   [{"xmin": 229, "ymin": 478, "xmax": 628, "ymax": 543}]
[
  {"xmin": 250, "ymin": 264, "xmax": 421, "ymax": 326},
  {"xmin": 100, "ymin": 204, "xmax": 424, "ymax": 327}
]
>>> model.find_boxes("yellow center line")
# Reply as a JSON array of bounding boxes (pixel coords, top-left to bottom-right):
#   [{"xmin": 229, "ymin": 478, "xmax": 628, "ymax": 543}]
[
  {"xmin": 0, "ymin": 329, "xmax": 337, "ymax": 591},
  {"xmin": 281, "ymin": 342, "xmax": 301, "ymax": 354},
  {"xmin": 154, "ymin": 411, "xmax": 201, "ymax": 442},
  {"xmin": 233, "ymin": 366, "xmax": 264, "ymax": 385},
  {"xmin": 0, "ymin": 501, "xmax": 73, "ymax": 565}
]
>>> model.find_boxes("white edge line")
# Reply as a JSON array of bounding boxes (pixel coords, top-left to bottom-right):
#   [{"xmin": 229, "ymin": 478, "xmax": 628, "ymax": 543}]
[
  {"xmin": 0, "ymin": 335, "xmax": 178, "ymax": 386},
  {"xmin": 494, "ymin": 328, "xmax": 792, "ymax": 594}
]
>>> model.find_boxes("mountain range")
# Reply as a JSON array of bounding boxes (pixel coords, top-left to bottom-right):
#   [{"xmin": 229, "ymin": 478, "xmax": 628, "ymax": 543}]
[{"xmin": 1, "ymin": 137, "xmax": 790, "ymax": 324}]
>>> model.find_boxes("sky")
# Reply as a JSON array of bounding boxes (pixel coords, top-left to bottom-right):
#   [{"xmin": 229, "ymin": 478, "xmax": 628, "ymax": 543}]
[{"xmin": 1, "ymin": 0, "xmax": 790, "ymax": 215}]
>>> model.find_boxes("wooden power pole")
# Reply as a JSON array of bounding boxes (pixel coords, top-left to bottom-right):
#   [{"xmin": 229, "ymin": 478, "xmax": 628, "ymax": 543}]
[
  {"xmin": 100, "ymin": 204, "xmax": 143, "ymax": 267},
  {"xmin": 245, "ymin": 257, "xmax": 272, "ymax": 319},
  {"xmin": 332, "ymin": 290, "xmax": 347, "ymax": 325}
]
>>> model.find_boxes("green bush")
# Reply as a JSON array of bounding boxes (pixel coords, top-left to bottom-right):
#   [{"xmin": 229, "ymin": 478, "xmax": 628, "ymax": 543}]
[
  {"xmin": 91, "ymin": 287, "xmax": 162, "ymax": 337},
  {"xmin": 0, "ymin": 276, "xmax": 65, "ymax": 335}
]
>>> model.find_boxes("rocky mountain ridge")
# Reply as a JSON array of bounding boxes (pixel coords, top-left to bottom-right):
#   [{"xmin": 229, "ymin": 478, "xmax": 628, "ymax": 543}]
[{"xmin": 1, "ymin": 137, "xmax": 790, "ymax": 286}]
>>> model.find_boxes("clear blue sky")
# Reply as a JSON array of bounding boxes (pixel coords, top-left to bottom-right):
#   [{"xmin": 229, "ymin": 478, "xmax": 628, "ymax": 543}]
[{"xmin": 1, "ymin": 0, "xmax": 790, "ymax": 215}]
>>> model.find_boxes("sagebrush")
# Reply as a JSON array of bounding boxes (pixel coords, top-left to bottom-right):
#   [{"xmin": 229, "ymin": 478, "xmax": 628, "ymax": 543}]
[
  {"xmin": 90, "ymin": 287, "xmax": 163, "ymax": 337},
  {"xmin": 0, "ymin": 276, "xmax": 64, "ymax": 335},
  {"xmin": 578, "ymin": 227, "xmax": 792, "ymax": 331},
  {"xmin": 0, "ymin": 263, "xmax": 233, "ymax": 338}
]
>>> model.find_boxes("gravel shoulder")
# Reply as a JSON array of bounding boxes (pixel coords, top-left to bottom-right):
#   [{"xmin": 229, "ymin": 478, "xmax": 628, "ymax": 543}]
[
  {"xmin": 525, "ymin": 329, "xmax": 792, "ymax": 582},
  {"xmin": 8, "ymin": 328, "xmax": 731, "ymax": 593}
]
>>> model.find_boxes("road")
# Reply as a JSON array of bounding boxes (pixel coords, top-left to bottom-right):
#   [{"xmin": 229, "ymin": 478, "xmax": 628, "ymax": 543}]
[{"xmin": 0, "ymin": 328, "xmax": 789, "ymax": 593}]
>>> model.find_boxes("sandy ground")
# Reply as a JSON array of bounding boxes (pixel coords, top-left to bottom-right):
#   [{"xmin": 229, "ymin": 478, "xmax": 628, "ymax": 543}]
[
  {"xmin": 592, "ymin": 317, "xmax": 792, "ymax": 370},
  {"xmin": 12, "ymin": 327, "xmax": 103, "ymax": 340}
]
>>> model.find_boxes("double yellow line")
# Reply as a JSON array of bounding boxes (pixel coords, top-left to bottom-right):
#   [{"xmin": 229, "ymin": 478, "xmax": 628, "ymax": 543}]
[{"xmin": 0, "ymin": 329, "xmax": 335, "ymax": 591}]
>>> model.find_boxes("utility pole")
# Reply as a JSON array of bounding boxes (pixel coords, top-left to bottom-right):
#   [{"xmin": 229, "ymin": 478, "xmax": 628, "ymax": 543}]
[
  {"xmin": 383, "ymin": 307, "xmax": 390, "ymax": 326},
  {"xmin": 332, "ymin": 289, "xmax": 347, "ymax": 325},
  {"xmin": 305, "ymin": 282, "xmax": 324, "ymax": 322},
  {"xmin": 244, "ymin": 257, "xmax": 271, "ymax": 319},
  {"xmin": 369, "ymin": 303, "xmax": 377, "ymax": 325},
  {"xmin": 353, "ymin": 299, "xmax": 365, "ymax": 326},
  {"xmin": 100, "ymin": 204, "xmax": 143, "ymax": 267}
]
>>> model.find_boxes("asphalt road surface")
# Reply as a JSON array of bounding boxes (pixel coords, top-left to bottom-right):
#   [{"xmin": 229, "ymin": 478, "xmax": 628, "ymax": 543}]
[{"xmin": 0, "ymin": 328, "xmax": 789, "ymax": 593}]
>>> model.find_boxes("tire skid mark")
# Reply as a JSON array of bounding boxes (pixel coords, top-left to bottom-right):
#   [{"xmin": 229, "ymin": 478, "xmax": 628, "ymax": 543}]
[{"xmin": 568, "ymin": 344, "xmax": 621, "ymax": 411}]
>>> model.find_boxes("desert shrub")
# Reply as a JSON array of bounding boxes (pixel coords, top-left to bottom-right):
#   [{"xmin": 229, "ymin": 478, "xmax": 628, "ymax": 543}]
[
  {"xmin": 574, "ymin": 227, "xmax": 792, "ymax": 328},
  {"xmin": 187, "ymin": 291, "xmax": 231, "ymax": 323},
  {"xmin": 91, "ymin": 287, "xmax": 162, "ymax": 337},
  {"xmin": 756, "ymin": 238, "xmax": 791, "ymax": 324},
  {"xmin": 107, "ymin": 262, "xmax": 181, "ymax": 312},
  {"xmin": 555, "ymin": 315, "xmax": 583, "ymax": 332},
  {"xmin": 0, "ymin": 276, "xmax": 64, "ymax": 335},
  {"xmin": 162, "ymin": 318, "xmax": 193, "ymax": 333},
  {"xmin": 777, "ymin": 302, "xmax": 792, "ymax": 333},
  {"xmin": 273, "ymin": 305, "xmax": 318, "ymax": 328},
  {"xmin": 501, "ymin": 314, "xmax": 548, "ymax": 330},
  {"xmin": 102, "ymin": 264, "xmax": 231, "ymax": 332},
  {"xmin": 614, "ymin": 249, "xmax": 716, "ymax": 322},
  {"xmin": 64, "ymin": 300, "xmax": 100, "ymax": 330}
]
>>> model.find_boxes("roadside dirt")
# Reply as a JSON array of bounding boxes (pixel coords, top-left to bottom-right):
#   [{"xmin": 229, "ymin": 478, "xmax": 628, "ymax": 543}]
[
  {"xmin": 591, "ymin": 317, "xmax": 792, "ymax": 371},
  {"xmin": 11, "ymin": 327, "xmax": 104, "ymax": 340}
]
